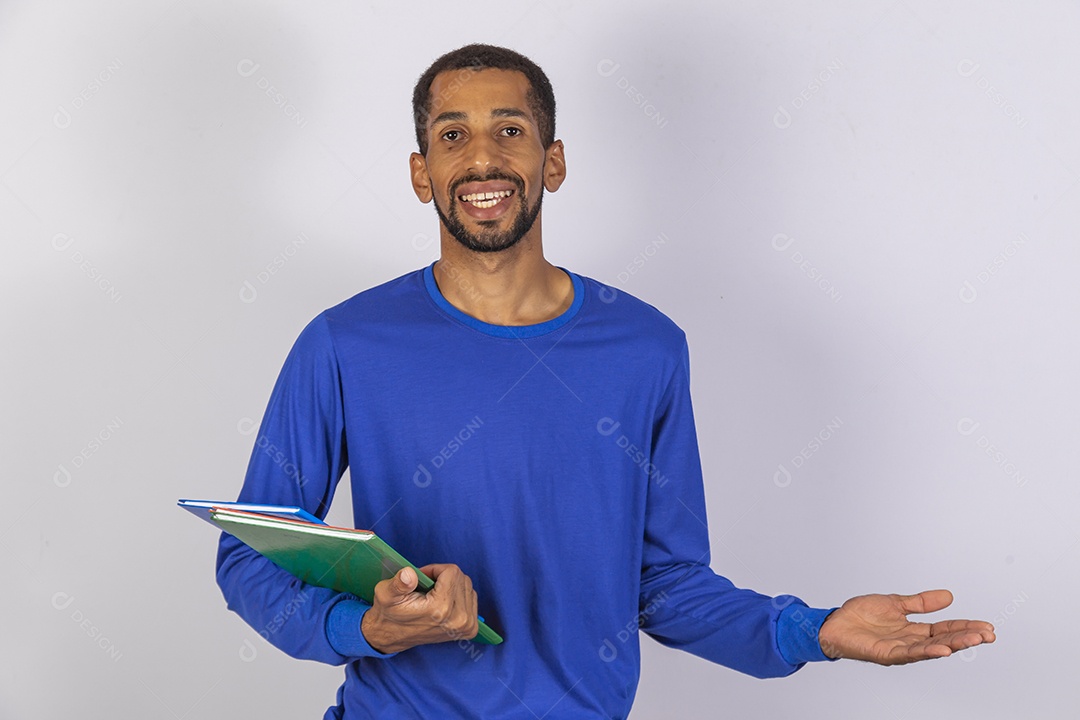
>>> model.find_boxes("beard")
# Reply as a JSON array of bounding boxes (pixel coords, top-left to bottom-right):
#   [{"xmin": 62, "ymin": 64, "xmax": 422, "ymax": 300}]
[{"xmin": 432, "ymin": 172, "xmax": 543, "ymax": 253}]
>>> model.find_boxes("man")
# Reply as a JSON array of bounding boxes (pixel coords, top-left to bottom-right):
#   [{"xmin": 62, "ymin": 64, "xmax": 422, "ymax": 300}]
[{"xmin": 216, "ymin": 44, "xmax": 995, "ymax": 719}]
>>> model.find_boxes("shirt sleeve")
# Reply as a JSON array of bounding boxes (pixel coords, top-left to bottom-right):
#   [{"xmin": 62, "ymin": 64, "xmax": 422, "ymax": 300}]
[
  {"xmin": 637, "ymin": 335, "xmax": 837, "ymax": 677},
  {"xmin": 326, "ymin": 598, "xmax": 399, "ymax": 659},
  {"xmin": 214, "ymin": 313, "xmax": 392, "ymax": 664}
]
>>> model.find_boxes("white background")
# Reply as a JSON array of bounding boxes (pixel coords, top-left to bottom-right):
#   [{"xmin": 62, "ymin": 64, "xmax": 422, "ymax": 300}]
[{"xmin": 2, "ymin": 1, "xmax": 1076, "ymax": 718}]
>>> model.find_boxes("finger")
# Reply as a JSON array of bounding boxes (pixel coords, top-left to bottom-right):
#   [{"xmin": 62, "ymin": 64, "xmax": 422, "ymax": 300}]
[
  {"xmin": 882, "ymin": 636, "xmax": 953, "ymax": 664},
  {"xmin": 428, "ymin": 564, "xmax": 477, "ymax": 636},
  {"xmin": 948, "ymin": 631, "xmax": 990, "ymax": 651},
  {"xmin": 930, "ymin": 618, "xmax": 996, "ymax": 641},
  {"xmin": 463, "ymin": 580, "xmax": 479, "ymax": 635},
  {"xmin": 915, "ymin": 642, "xmax": 955, "ymax": 660},
  {"xmin": 896, "ymin": 589, "xmax": 953, "ymax": 616},
  {"xmin": 932, "ymin": 626, "xmax": 997, "ymax": 649},
  {"xmin": 420, "ymin": 563, "xmax": 459, "ymax": 581},
  {"xmin": 931, "ymin": 621, "xmax": 997, "ymax": 648},
  {"xmin": 428, "ymin": 564, "xmax": 475, "ymax": 599},
  {"xmin": 447, "ymin": 583, "xmax": 479, "ymax": 639},
  {"xmin": 418, "ymin": 565, "xmax": 459, "ymax": 624},
  {"xmin": 454, "ymin": 567, "xmax": 474, "ymax": 611},
  {"xmin": 372, "ymin": 567, "xmax": 420, "ymax": 609},
  {"xmin": 443, "ymin": 566, "xmax": 471, "ymax": 625},
  {"xmin": 388, "ymin": 566, "xmax": 417, "ymax": 597},
  {"xmin": 912, "ymin": 629, "xmax": 992, "ymax": 660}
]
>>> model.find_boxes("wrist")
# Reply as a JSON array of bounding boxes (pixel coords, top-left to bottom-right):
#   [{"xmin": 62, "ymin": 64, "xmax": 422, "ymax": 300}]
[
  {"xmin": 817, "ymin": 609, "xmax": 842, "ymax": 660},
  {"xmin": 361, "ymin": 606, "xmax": 408, "ymax": 655}
]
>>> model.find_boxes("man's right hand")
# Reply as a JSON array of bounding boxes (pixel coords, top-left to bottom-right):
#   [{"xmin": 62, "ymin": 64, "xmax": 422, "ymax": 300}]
[{"xmin": 360, "ymin": 563, "xmax": 480, "ymax": 654}]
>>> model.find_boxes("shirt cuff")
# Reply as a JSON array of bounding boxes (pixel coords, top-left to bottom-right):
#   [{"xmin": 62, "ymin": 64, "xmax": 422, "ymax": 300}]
[
  {"xmin": 776, "ymin": 602, "xmax": 840, "ymax": 665},
  {"xmin": 326, "ymin": 597, "xmax": 399, "ymax": 659}
]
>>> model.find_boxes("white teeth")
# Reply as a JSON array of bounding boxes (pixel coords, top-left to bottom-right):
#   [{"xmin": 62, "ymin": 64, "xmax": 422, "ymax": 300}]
[{"xmin": 459, "ymin": 189, "xmax": 513, "ymax": 205}]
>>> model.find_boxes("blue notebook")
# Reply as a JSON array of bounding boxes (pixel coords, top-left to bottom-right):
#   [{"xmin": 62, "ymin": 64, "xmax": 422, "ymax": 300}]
[{"xmin": 178, "ymin": 499, "xmax": 325, "ymax": 526}]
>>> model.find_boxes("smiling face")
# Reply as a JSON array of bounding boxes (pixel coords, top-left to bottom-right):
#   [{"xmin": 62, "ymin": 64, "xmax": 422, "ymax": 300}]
[{"xmin": 410, "ymin": 68, "xmax": 565, "ymax": 254}]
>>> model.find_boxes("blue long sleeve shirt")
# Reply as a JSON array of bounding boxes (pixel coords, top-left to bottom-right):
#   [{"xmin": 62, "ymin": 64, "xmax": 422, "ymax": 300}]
[{"xmin": 216, "ymin": 262, "xmax": 835, "ymax": 719}]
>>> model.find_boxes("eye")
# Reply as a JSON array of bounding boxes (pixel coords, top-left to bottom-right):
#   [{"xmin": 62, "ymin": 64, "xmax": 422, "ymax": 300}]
[
  {"xmin": 441, "ymin": 129, "xmax": 462, "ymax": 142},
  {"xmin": 500, "ymin": 126, "xmax": 522, "ymax": 137}
]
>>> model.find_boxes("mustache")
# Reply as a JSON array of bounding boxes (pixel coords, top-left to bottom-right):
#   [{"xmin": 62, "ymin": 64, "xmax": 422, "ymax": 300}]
[{"xmin": 449, "ymin": 172, "xmax": 524, "ymax": 198}]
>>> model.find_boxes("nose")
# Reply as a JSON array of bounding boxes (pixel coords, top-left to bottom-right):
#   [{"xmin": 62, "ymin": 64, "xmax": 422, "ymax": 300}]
[{"xmin": 466, "ymin": 131, "xmax": 503, "ymax": 174}]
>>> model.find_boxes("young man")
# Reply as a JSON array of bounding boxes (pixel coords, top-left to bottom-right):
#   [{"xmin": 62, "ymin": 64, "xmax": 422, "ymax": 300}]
[{"xmin": 216, "ymin": 44, "xmax": 995, "ymax": 719}]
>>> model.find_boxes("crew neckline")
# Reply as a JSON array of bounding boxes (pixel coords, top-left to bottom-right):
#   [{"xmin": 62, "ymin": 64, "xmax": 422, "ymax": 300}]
[{"xmin": 422, "ymin": 261, "xmax": 584, "ymax": 338}]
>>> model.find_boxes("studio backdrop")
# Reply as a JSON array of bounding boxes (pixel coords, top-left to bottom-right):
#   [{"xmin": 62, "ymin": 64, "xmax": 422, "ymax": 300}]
[{"xmin": 2, "ymin": 1, "xmax": 1075, "ymax": 718}]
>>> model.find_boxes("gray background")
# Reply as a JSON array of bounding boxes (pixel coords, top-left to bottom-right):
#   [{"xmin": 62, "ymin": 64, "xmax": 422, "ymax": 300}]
[{"xmin": 2, "ymin": 1, "xmax": 1075, "ymax": 718}]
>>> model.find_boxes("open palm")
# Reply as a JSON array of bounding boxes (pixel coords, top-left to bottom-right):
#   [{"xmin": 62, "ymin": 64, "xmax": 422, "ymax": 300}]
[{"xmin": 818, "ymin": 589, "xmax": 996, "ymax": 665}]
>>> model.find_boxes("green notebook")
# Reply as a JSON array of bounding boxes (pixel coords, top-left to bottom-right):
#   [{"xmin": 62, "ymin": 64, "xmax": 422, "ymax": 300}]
[{"xmin": 210, "ymin": 507, "xmax": 503, "ymax": 645}]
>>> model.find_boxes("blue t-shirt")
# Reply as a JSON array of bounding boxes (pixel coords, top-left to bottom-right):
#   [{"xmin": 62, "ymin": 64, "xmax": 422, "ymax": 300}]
[{"xmin": 216, "ymin": 262, "xmax": 834, "ymax": 719}]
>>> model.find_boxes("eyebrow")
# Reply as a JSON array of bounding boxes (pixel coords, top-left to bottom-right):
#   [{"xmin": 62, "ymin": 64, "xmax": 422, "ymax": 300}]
[
  {"xmin": 430, "ymin": 108, "xmax": 530, "ymax": 127},
  {"xmin": 491, "ymin": 107, "xmax": 528, "ymax": 120},
  {"xmin": 430, "ymin": 111, "xmax": 467, "ymax": 126}
]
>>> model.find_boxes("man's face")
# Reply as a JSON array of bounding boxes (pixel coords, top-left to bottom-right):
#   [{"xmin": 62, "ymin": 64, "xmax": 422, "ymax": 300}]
[{"xmin": 411, "ymin": 68, "xmax": 563, "ymax": 254}]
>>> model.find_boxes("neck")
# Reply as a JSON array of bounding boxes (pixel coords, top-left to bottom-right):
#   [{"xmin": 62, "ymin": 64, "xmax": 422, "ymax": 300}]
[{"xmin": 433, "ymin": 217, "xmax": 573, "ymax": 326}]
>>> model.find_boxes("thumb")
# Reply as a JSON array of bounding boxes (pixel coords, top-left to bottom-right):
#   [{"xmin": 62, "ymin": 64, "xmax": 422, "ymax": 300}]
[
  {"xmin": 390, "ymin": 566, "xmax": 418, "ymax": 596},
  {"xmin": 896, "ymin": 589, "xmax": 954, "ymax": 616}
]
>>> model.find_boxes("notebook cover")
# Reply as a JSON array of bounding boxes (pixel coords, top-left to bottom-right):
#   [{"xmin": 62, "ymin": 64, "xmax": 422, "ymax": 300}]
[
  {"xmin": 210, "ymin": 508, "xmax": 503, "ymax": 645},
  {"xmin": 178, "ymin": 499, "xmax": 325, "ymax": 525}
]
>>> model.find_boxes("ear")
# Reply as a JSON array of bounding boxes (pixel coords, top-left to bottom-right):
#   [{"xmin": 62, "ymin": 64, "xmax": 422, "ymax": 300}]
[
  {"xmin": 410, "ymin": 152, "xmax": 433, "ymax": 203},
  {"xmin": 542, "ymin": 139, "xmax": 566, "ymax": 192}
]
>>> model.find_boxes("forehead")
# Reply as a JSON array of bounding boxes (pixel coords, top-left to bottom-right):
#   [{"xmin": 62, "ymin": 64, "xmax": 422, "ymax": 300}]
[{"xmin": 427, "ymin": 68, "xmax": 535, "ymax": 123}]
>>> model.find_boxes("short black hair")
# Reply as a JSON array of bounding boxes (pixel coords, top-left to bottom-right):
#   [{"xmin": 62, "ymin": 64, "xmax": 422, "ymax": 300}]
[{"xmin": 412, "ymin": 43, "xmax": 556, "ymax": 156}]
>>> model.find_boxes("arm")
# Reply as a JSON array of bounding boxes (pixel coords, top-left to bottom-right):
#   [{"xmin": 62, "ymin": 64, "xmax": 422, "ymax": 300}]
[
  {"xmin": 637, "ymin": 336, "xmax": 835, "ymax": 677},
  {"xmin": 638, "ymin": 338, "xmax": 996, "ymax": 671},
  {"xmin": 215, "ymin": 314, "xmax": 389, "ymax": 663}
]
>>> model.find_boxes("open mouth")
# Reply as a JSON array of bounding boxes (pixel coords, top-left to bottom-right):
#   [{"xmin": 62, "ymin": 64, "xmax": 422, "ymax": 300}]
[
  {"xmin": 458, "ymin": 189, "xmax": 514, "ymax": 209},
  {"xmin": 452, "ymin": 179, "xmax": 520, "ymax": 220}
]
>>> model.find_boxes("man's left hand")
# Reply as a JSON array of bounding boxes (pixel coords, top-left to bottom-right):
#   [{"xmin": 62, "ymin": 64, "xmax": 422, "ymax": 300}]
[{"xmin": 817, "ymin": 589, "xmax": 996, "ymax": 665}]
